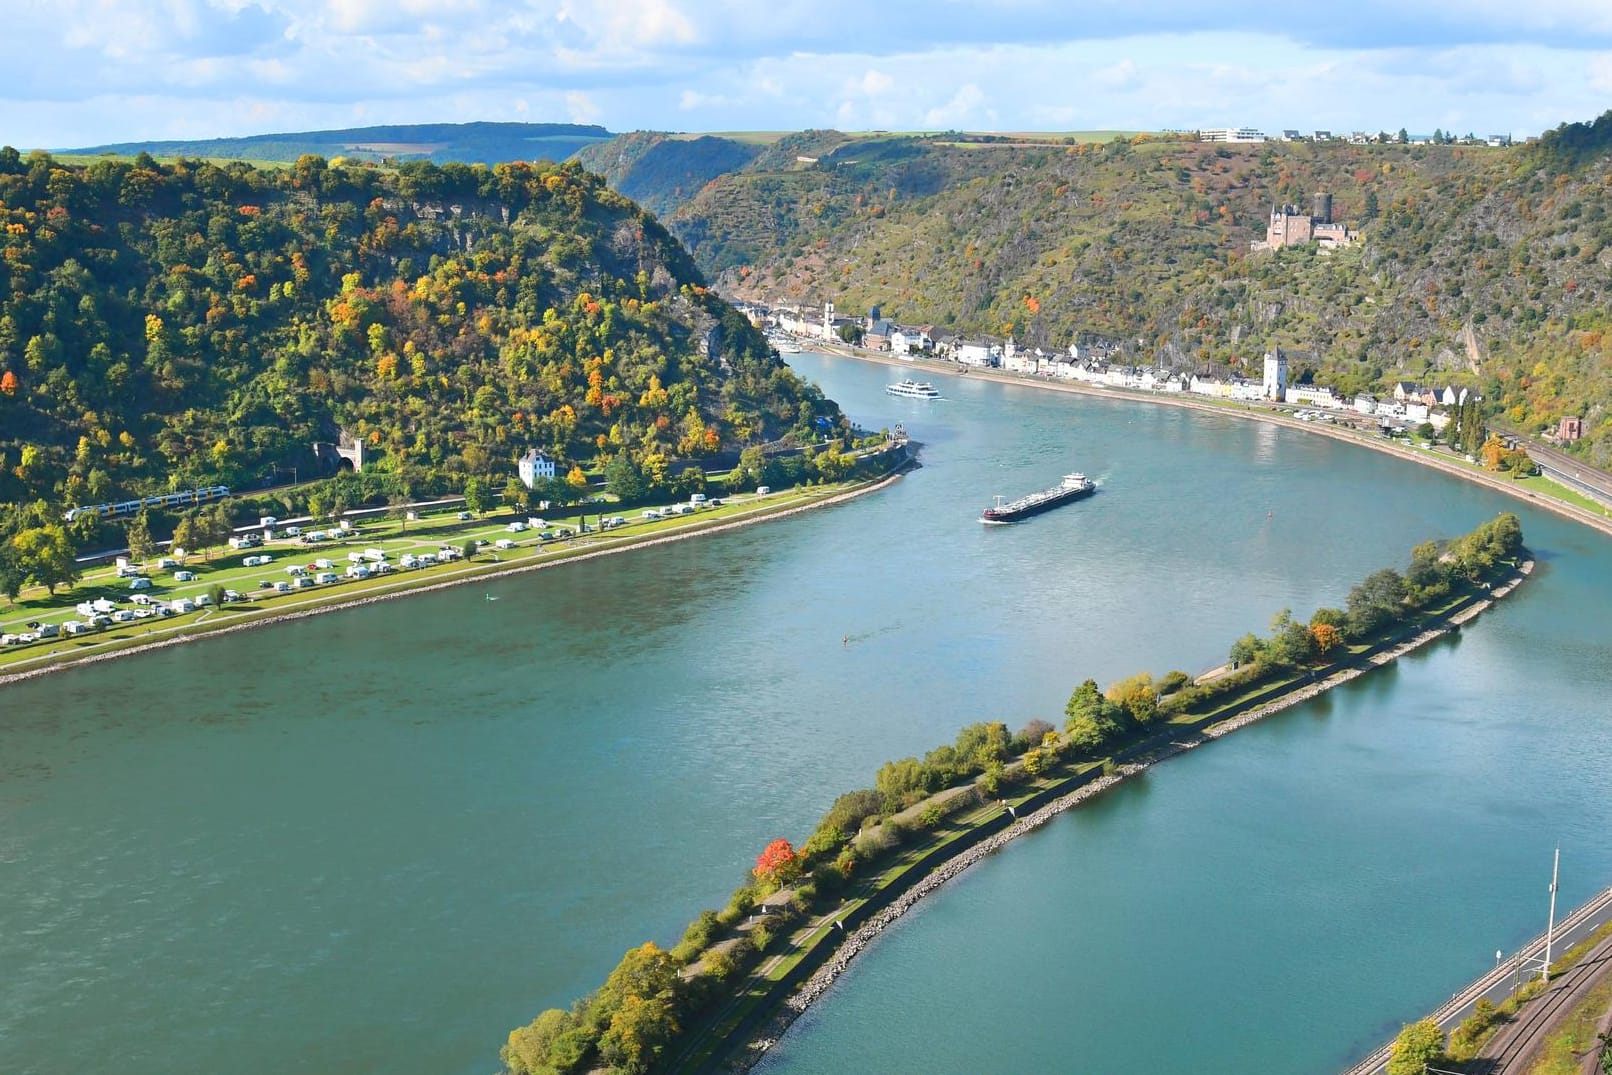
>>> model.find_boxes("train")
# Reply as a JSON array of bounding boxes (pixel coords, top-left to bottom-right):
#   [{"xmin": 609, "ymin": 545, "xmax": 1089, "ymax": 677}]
[{"xmin": 63, "ymin": 485, "xmax": 232, "ymax": 523}]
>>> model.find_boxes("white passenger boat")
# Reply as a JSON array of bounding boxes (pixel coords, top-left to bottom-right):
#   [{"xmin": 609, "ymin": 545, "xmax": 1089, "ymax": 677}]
[{"xmin": 885, "ymin": 379, "xmax": 942, "ymax": 399}]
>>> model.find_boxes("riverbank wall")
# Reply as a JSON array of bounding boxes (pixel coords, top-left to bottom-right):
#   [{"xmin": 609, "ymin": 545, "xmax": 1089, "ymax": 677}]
[
  {"xmin": 713, "ymin": 557, "xmax": 1535, "ymax": 1072},
  {"xmin": 804, "ymin": 342, "xmax": 1612, "ymax": 543},
  {"xmin": 0, "ymin": 444, "xmax": 916, "ymax": 693}
]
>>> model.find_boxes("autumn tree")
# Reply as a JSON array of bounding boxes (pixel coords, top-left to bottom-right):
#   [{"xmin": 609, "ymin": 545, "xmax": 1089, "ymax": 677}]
[
  {"xmin": 597, "ymin": 993, "xmax": 678, "ymax": 1075},
  {"xmin": 463, "ymin": 476, "xmax": 490, "ymax": 516},
  {"xmin": 1105, "ymin": 672, "xmax": 1158, "ymax": 725},
  {"xmin": 1386, "ymin": 1019, "xmax": 1446, "ymax": 1075},
  {"xmin": 125, "ymin": 510, "xmax": 155, "ymax": 564},
  {"xmin": 171, "ymin": 513, "xmax": 199, "ymax": 562},
  {"xmin": 1310, "ymin": 621, "xmax": 1344, "ymax": 656},
  {"xmin": 501, "ymin": 477, "xmax": 528, "ymax": 514},
  {"xmin": 753, "ymin": 838, "xmax": 800, "ymax": 887},
  {"xmin": 12, "ymin": 525, "xmax": 79, "ymax": 593}
]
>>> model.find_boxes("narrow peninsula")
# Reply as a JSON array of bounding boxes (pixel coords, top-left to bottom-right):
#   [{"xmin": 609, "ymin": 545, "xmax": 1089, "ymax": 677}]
[{"xmin": 500, "ymin": 513, "xmax": 1533, "ymax": 1075}]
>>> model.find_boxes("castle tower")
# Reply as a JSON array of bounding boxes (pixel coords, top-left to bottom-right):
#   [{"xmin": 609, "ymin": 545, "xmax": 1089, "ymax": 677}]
[
  {"xmin": 1262, "ymin": 349, "xmax": 1288, "ymax": 402},
  {"xmin": 823, "ymin": 301, "xmax": 835, "ymax": 340},
  {"xmin": 1313, "ymin": 192, "xmax": 1333, "ymax": 225}
]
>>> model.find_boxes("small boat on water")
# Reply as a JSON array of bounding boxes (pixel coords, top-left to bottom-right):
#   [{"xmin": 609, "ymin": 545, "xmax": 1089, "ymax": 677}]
[
  {"xmin": 886, "ymin": 379, "xmax": 942, "ymax": 399},
  {"xmin": 981, "ymin": 472, "xmax": 1096, "ymax": 523}
]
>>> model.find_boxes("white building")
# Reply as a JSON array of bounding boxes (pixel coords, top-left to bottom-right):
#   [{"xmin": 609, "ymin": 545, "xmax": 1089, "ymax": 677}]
[
  {"xmin": 1286, "ymin": 384, "xmax": 1341, "ymax": 409},
  {"xmin": 518, "ymin": 449, "xmax": 557, "ymax": 489},
  {"xmin": 1262, "ymin": 349, "xmax": 1288, "ymax": 402},
  {"xmin": 954, "ymin": 341, "xmax": 997, "ymax": 367},
  {"xmin": 1002, "ymin": 348, "xmax": 1039, "ymax": 374},
  {"xmin": 1199, "ymin": 127, "xmax": 1267, "ymax": 143},
  {"xmin": 1354, "ymin": 395, "xmax": 1379, "ymax": 415}
]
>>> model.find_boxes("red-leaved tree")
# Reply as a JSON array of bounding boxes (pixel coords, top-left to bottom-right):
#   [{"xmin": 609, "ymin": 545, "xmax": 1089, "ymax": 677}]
[{"xmin": 753, "ymin": 838, "xmax": 798, "ymax": 886}]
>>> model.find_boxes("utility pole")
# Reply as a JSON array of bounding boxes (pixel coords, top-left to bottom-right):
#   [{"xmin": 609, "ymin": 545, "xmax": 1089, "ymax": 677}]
[{"xmin": 1542, "ymin": 845, "xmax": 1560, "ymax": 980}]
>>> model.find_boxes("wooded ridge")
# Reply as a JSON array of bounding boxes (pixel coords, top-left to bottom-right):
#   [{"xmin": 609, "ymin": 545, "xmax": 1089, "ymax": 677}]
[
  {"xmin": 0, "ymin": 151, "xmax": 839, "ymax": 555},
  {"xmin": 585, "ymin": 116, "xmax": 1612, "ymax": 467}
]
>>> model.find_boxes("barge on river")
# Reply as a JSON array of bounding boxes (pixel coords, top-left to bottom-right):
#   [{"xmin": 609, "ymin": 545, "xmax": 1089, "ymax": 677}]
[{"xmin": 981, "ymin": 472, "xmax": 1095, "ymax": 523}]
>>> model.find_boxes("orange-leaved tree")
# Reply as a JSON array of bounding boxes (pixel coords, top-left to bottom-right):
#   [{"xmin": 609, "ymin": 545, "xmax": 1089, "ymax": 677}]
[
  {"xmin": 1310, "ymin": 622, "xmax": 1343, "ymax": 656},
  {"xmin": 753, "ymin": 838, "xmax": 799, "ymax": 886}
]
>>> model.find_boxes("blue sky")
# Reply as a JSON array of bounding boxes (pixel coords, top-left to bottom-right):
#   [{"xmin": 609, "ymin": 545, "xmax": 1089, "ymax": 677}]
[{"xmin": 5, "ymin": 0, "xmax": 1612, "ymax": 148}]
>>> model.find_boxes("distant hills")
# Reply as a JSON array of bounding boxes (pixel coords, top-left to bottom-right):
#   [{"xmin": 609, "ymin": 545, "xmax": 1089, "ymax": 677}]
[{"xmin": 62, "ymin": 121, "xmax": 614, "ymax": 166}]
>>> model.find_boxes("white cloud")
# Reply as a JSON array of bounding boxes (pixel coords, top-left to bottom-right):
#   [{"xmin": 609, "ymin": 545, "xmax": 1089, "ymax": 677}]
[
  {"xmin": 923, "ymin": 83, "xmax": 992, "ymax": 129},
  {"xmin": 5, "ymin": 4, "xmax": 1612, "ymax": 148},
  {"xmin": 564, "ymin": 90, "xmax": 600, "ymax": 123}
]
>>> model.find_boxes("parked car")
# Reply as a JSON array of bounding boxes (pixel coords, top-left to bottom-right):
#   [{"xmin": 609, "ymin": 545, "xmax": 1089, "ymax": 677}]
[
  {"xmin": 457, "ymin": 511, "xmax": 472, "ymax": 521},
  {"xmin": 156, "ymin": 557, "xmax": 179, "ymax": 569}
]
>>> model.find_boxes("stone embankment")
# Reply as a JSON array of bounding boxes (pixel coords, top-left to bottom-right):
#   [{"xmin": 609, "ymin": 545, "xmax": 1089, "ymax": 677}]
[{"xmin": 734, "ymin": 557, "xmax": 1535, "ymax": 1069}]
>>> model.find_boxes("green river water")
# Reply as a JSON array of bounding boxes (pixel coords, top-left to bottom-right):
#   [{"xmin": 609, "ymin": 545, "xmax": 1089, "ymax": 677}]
[{"xmin": 3, "ymin": 350, "xmax": 1609, "ymax": 1074}]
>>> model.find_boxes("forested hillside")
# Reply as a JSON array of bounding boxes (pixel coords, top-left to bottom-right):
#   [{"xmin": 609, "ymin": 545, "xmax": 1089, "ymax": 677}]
[
  {"xmin": 0, "ymin": 149, "xmax": 837, "ymax": 539},
  {"xmin": 585, "ymin": 116, "xmax": 1612, "ymax": 466},
  {"xmin": 573, "ymin": 132, "xmax": 761, "ymax": 220}
]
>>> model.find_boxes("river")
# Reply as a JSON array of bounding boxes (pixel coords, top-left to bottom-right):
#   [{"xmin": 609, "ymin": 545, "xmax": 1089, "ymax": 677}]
[{"xmin": 3, "ymin": 350, "xmax": 1610, "ymax": 1075}]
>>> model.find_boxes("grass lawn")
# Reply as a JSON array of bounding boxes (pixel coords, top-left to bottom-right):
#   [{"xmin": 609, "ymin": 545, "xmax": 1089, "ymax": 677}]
[{"xmin": 0, "ymin": 483, "xmax": 859, "ymax": 675}]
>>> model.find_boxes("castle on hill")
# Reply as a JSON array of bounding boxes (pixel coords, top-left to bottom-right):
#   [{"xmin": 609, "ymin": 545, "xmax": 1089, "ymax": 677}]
[{"xmin": 1252, "ymin": 192, "xmax": 1356, "ymax": 252}]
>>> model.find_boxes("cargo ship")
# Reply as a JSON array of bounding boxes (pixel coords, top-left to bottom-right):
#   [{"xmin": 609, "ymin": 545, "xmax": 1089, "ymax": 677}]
[{"xmin": 980, "ymin": 472, "xmax": 1095, "ymax": 523}]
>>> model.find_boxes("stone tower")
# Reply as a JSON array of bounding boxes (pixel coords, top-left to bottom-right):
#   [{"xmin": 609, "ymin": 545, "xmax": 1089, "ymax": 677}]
[{"xmin": 1262, "ymin": 349, "xmax": 1288, "ymax": 402}]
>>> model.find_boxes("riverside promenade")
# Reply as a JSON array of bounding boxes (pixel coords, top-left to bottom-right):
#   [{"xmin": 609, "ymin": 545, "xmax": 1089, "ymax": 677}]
[{"xmin": 1339, "ymin": 881, "xmax": 1612, "ymax": 1075}]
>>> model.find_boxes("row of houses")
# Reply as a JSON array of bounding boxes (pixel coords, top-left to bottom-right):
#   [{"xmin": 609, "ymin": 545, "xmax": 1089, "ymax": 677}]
[
  {"xmin": 1201, "ymin": 128, "xmax": 1514, "ymax": 147},
  {"xmin": 747, "ymin": 299, "xmax": 1475, "ymax": 428}
]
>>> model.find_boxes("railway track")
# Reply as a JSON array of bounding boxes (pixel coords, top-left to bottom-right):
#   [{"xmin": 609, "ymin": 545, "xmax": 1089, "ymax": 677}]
[
  {"xmin": 1340, "ymin": 884, "xmax": 1612, "ymax": 1075},
  {"xmin": 1475, "ymin": 932, "xmax": 1612, "ymax": 1073}
]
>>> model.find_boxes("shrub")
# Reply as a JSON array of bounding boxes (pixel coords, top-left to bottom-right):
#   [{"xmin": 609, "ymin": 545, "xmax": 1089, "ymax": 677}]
[
  {"xmin": 857, "ymin": 823, "xmax": 899, "ymax": 857},
  {"xmin": 817, "ymin": 788, "xmax": 882, "ymax": 838},
  {"xmin": 977, "ymin": 764, "xmax": 1002, "ymax": 796},
  {"xmin": 749, "ymin": 924, "xmax": 773, "ymax": 953},
  {"xmin": 919, "ymin": 803, "xmax": 945, "ymax": 829},
  {"xmin": 1014, "ymin": 718, "xmax": 1055, "ymax": 751},
  {"xmin": 702, "ymin": 946, "xmax": 738, "ymax": 984},
  {"xmin": 1158, "ymin": 670, "xmax": 1191, "ymax": 695},
  {"xmin": 799, "ymin": 825, "xmax": 847, "ymax": 867},
  {"xmin": 680, "ymin": 910, "xmax": 719, "ymax": 951}
]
